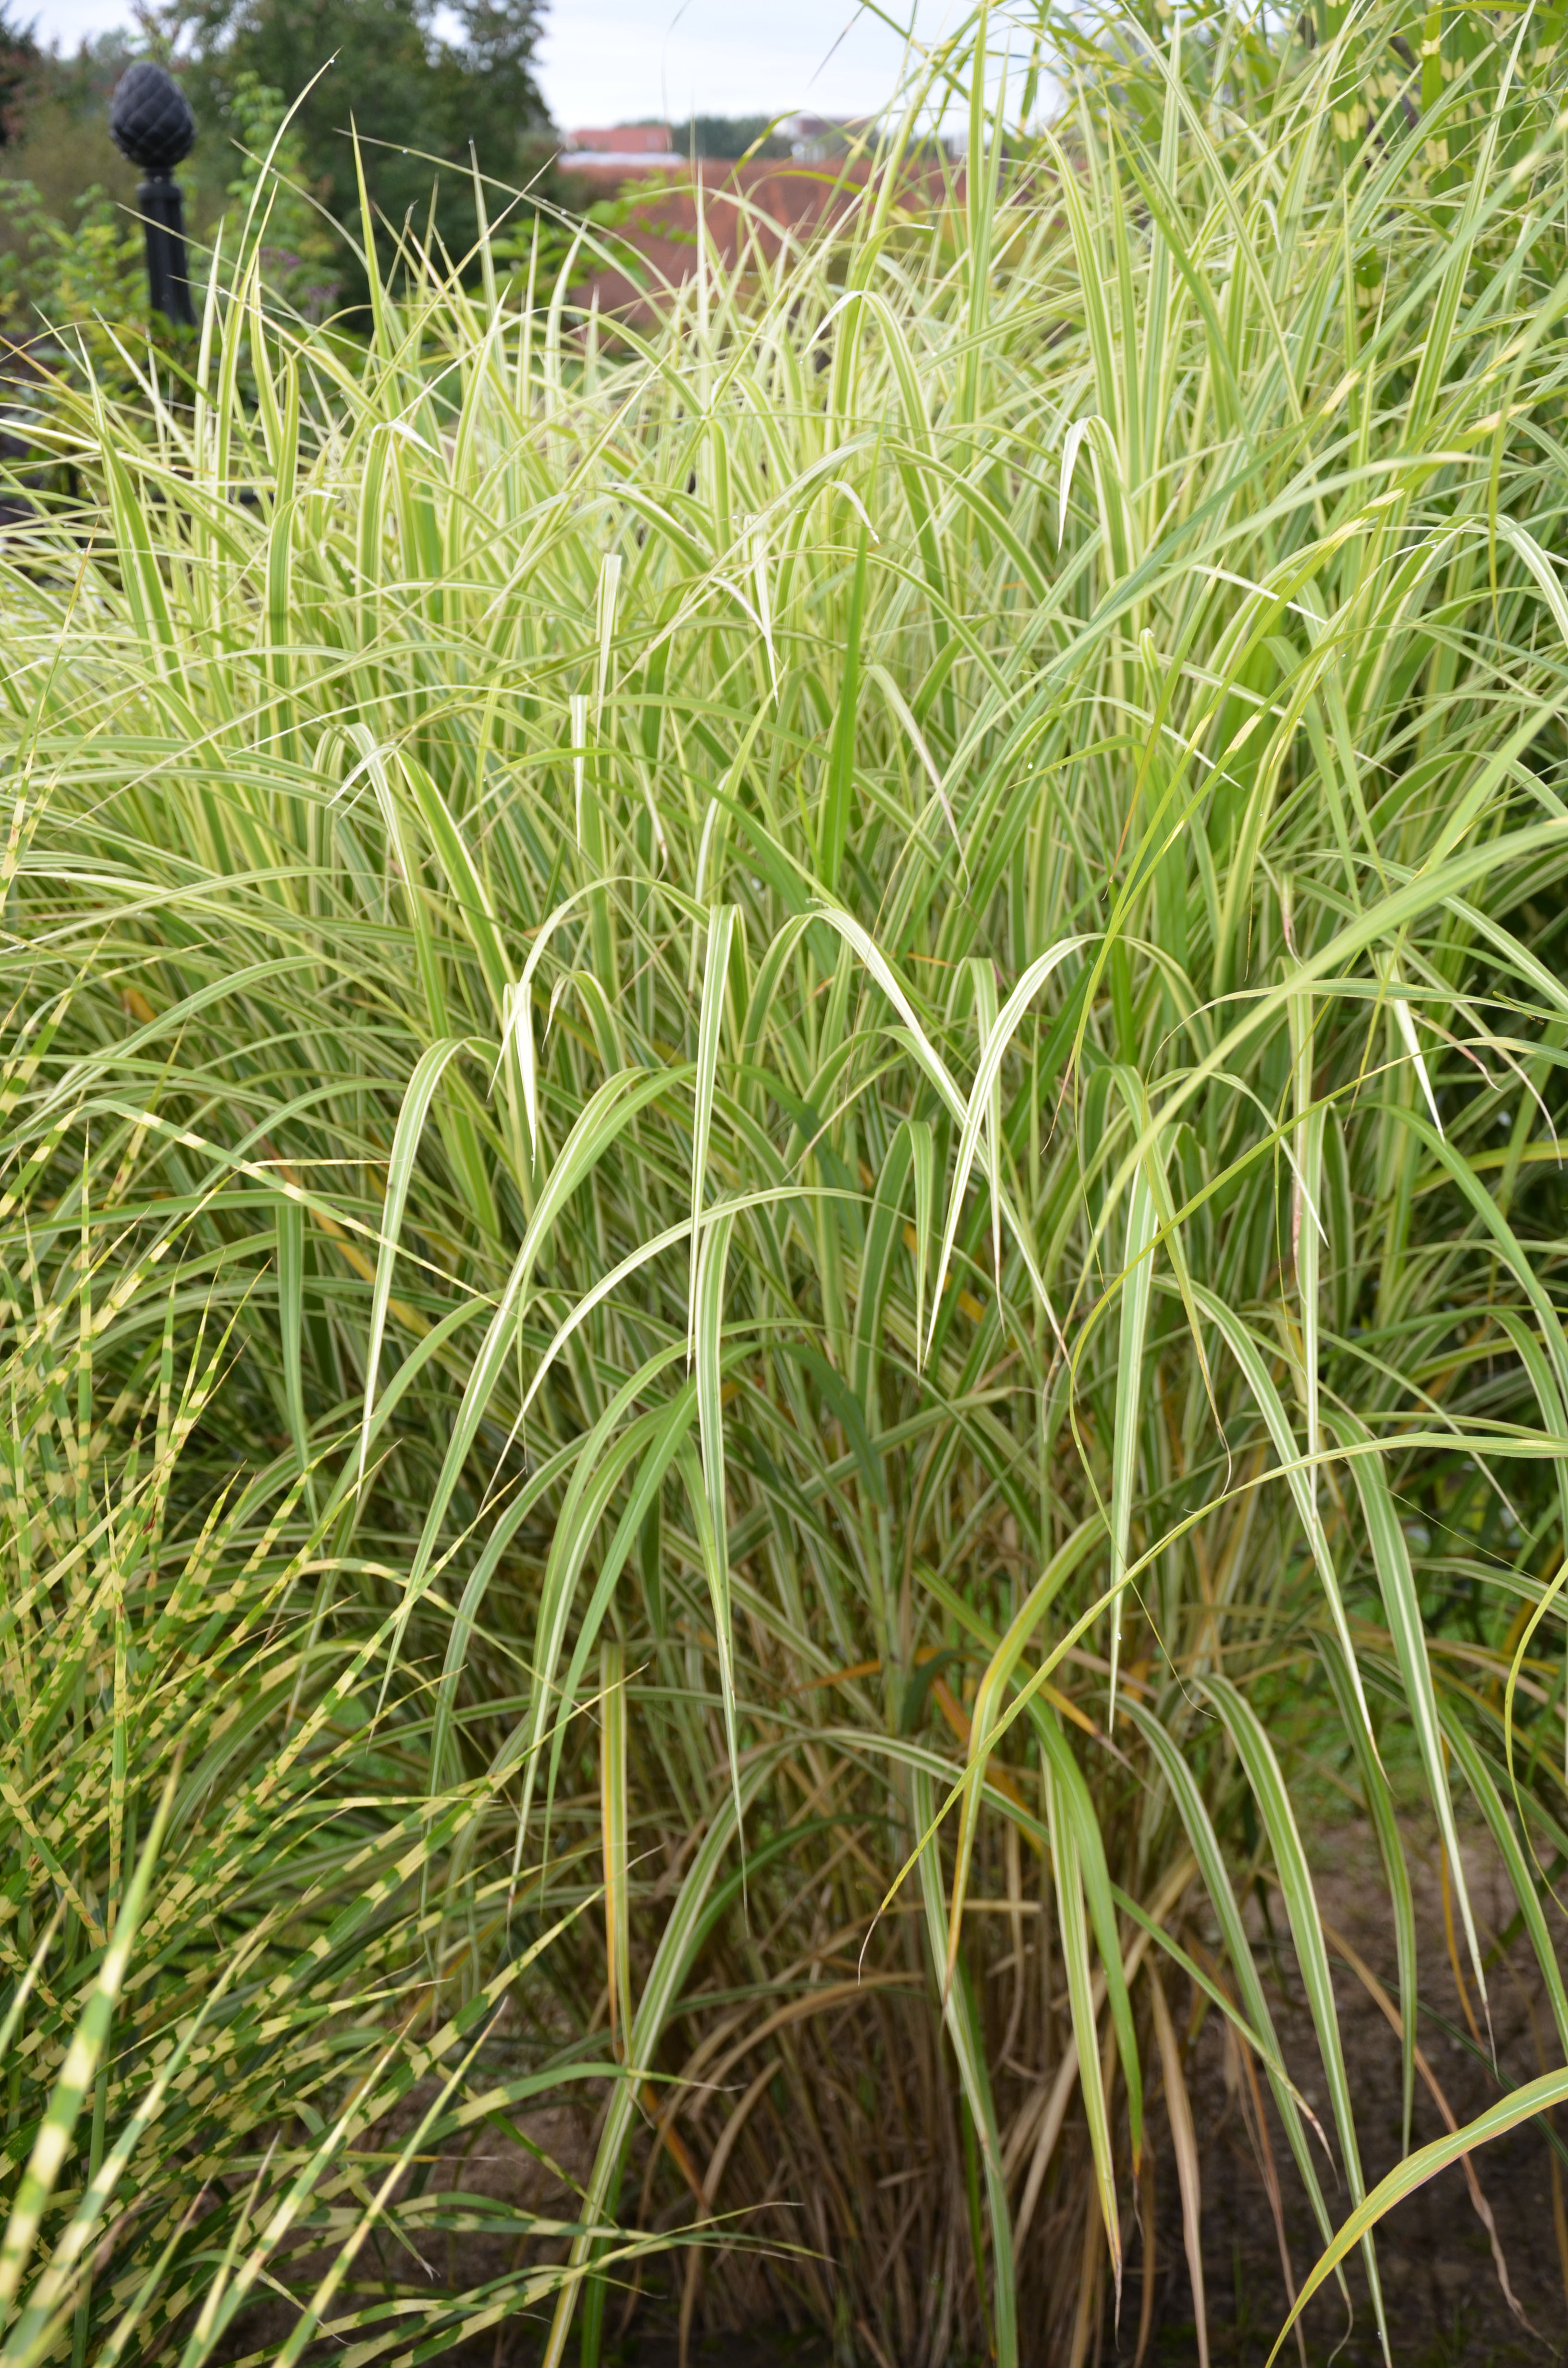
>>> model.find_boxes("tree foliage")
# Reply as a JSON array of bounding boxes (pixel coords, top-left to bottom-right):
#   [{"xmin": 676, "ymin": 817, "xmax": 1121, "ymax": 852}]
[
  {"xmin": 674, "ymin": 113, "xmax": 791, "ymax": 160},
  {"xmin": 176, "ymin": 0, "xmax": 554, "ymax": 297},
  {"xmin": 0, "ymin": 0, "xmax": 37, "ymax": 149}
]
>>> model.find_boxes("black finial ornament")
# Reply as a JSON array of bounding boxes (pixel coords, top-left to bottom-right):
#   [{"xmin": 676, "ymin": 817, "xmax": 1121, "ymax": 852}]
[{"xmin": 109, "ymin": 62, "xmax": 197, "ymax": 329}]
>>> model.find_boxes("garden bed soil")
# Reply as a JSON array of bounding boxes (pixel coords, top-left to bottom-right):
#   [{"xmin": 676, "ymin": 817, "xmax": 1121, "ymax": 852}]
[
  {"xmin": 233, "ymin": 1822, "xmax": 1566, "ymax": 2367},
  {"xmin": 588, "ymin": 1821, "xmax": 1568, "ymax": 2366},
  {"xmin": 1137, "ymin": 1819, "xmax": 1567, "ymax": 2366}
]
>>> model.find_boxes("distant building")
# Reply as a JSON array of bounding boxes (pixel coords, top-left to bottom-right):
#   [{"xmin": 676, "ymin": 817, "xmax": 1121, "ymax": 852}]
[
  {"xmin": 556, "ymin": 153, "xmax": 960, "ymax": 330},
  {"xmin": 561, "ymin": 123, "xmax": 679, "ymax": 167},
  {"xmin": 781, "ymin": 113, "xmax": 876, "ymax": 161}
]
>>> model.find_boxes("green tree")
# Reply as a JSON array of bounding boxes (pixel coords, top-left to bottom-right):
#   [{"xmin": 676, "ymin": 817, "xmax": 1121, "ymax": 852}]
[
  {"xmin": 176, "ymin": 0, "xmax": 554, "ymax": 302},
  {"xmin": 0, "ymin": 1, "xmax": 38, "ymax": 148},
  {"xmin": 221, "ymin": 66, "xmax": 340, "ymax": 316},
  {"xmin": 0, "ymin": 31, "xmax": 156, "ymax": 392},
  {"xmin": 674, "ymin": 112, "xmax": 790, "ymax": 160}
]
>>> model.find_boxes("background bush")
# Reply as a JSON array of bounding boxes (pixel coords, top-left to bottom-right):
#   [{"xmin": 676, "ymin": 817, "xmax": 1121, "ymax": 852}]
[{"xmin": 0, "ymin": 0, "xmax": 558, "ymax": 347}]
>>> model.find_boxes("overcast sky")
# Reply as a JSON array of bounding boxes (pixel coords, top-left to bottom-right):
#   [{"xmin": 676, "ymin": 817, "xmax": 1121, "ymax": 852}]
[{"xmin": 24, "ymin": 0, "xmax": 960, "ymax": 131}]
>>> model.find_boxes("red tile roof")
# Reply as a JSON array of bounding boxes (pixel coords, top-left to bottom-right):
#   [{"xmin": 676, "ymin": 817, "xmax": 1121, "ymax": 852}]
[{"xmin": 557, "ymin": 157, "xmax": 956, "ymax": 323}]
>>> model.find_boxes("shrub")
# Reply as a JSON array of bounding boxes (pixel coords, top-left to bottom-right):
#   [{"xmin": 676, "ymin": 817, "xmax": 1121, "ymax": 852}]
[{"xmin": 4, "ymin": 6, "xmax": 1568, "ymax": 2360}]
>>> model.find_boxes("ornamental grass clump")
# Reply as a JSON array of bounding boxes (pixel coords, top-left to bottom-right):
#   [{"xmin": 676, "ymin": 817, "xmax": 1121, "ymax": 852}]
[
  {"xmin": 4, "ymin": 5, "xmax": 1568, "ymax": 2362},
  {"xmin": 0, "ymin": 1130, "xmax": 635, "ymax": 2368}
]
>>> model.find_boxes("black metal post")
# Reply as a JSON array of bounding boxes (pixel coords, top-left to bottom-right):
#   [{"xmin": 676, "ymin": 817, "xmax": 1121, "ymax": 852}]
[
  {"xmin": 135, "ymin": 172, "xmax": 194, "ymax": 328},
  {"xmin": 109, "ymin": 62, "xmax": 197, "ymax": 330}
]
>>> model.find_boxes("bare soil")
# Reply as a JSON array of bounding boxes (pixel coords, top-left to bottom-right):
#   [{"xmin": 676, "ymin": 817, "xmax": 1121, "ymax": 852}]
[
  {"xmin": 595, "ymin": 1822, "xmax": 1568, "ymax": 2366},
  {"xmin": 234, "ymin": 1824, "xmax": 1566, "ymax": 2366},
  {"xmin": 1130, "ymin": 1819, "xmax": 1568, "ymax": 2367}
]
